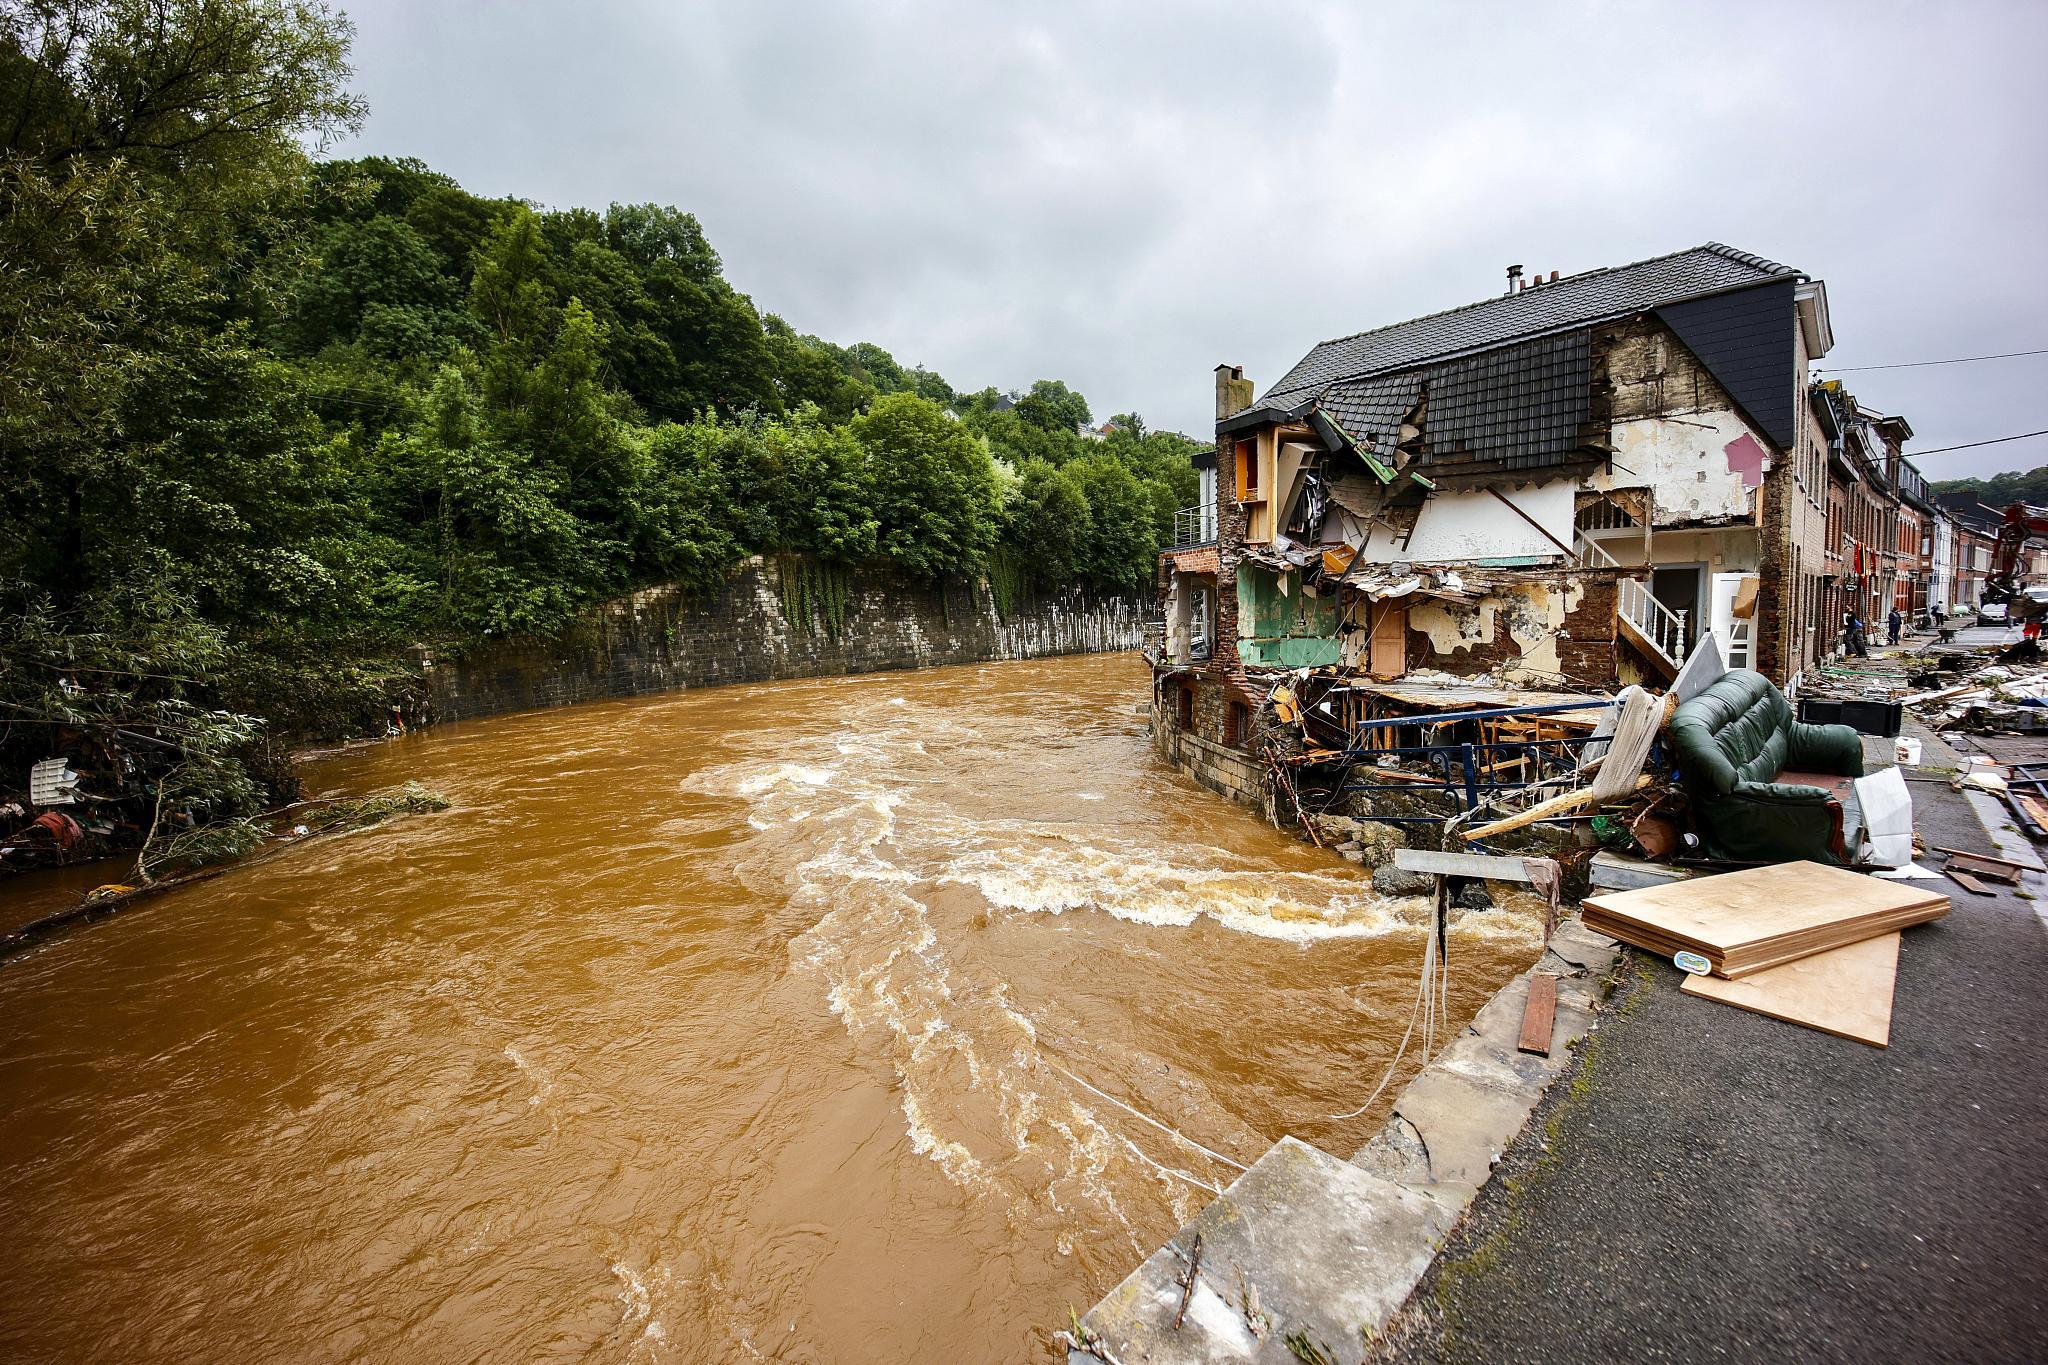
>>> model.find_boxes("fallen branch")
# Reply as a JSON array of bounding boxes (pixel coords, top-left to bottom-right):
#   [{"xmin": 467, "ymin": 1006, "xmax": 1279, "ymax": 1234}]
[
  {"xmin": 1055, "ymin": 1309, "xmax": 1128, "ymax": 1365},
  {"xmin": 1, "ymin": 783, "xmax": 451, "ymax": 962},
  {"xmin": 1174, "ymin": 1233, "xmax": 1203, "ymax": 1330}
]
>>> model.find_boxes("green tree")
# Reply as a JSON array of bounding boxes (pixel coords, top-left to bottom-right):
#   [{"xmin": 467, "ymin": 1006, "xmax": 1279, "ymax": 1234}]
[
  {"xmin": 850, "ymin": 394, "xmax": 1002, "ymax": 578},
  {"xmin": 1015, "ymin": 378, "xmax": 1092, "ymax": 434},
  {"xmin": 1067, "ymin": 455, "xmax": 1159, "ymax": 588},
  {"xmin": 1002, "ymin": 458, "xmax": 1092, "ymax": 587}
]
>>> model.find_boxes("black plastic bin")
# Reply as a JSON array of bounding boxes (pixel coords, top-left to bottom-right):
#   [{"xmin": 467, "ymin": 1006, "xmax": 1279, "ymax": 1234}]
[{"xmin": 1797, "ymin": 696, "xmax": 1903, "ymax": 738}]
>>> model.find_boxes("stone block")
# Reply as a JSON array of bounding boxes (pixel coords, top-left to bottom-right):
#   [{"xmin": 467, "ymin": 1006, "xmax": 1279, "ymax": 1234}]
[{"xmin": 1078, "ymin": 1137, "xmax": 1453, "ymax": 1365}]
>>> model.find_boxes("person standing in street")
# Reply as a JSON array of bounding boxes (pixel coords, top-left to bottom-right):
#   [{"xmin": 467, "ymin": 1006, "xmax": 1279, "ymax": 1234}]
[{"xmin": 1888, "ymin": 607, "xmax": 1903, "ymax": 645}]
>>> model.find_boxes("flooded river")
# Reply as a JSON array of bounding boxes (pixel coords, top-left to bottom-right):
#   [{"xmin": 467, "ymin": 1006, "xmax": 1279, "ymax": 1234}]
[{"xmin": 0, "ymin": 654, "xmax": 1544, "ymax": 1363}]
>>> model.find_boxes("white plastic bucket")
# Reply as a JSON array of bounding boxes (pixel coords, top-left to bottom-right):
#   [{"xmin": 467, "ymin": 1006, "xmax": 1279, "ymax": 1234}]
[{"xmin": 1894, "ymin": 737, "xmax": 1923, "ymax": 767}]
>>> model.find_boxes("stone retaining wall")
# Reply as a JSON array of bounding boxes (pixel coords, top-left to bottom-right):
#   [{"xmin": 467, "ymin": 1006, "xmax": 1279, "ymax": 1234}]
[
  {"xmin": 1149, "ymin": 694, "xmax": 1266, "ymax": 810},
  {"xmin": 421, "ymin": 556, "xmax": 1144, "ymax": 723}
]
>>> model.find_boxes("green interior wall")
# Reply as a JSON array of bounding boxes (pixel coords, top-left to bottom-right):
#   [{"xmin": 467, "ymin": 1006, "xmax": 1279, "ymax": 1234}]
[{"xmin": 1236, "ymin": 564, "xmax": 1340, "ymax": 667}]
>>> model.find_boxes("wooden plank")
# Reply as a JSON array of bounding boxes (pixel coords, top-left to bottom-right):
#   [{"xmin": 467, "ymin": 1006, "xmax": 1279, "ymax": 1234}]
[
  {"xmin": 1680, "ymin": 932, "xmax": 1900, "ymax": 1048},
  {"xmin": 1394, "ymin": 848, "xmax": 1542, "ymax": 883},
  {"xmin": 1940, "ymin": 852, "xmax": 2023, "ymax": 884},
  {"xmin": 1931, "ymin": 845, "xmax": 2038, "ymax": 872},
  {"xmin": 1464, "ymin": 774, "xmax": 1653, "ymax": 840},
  {"xmin": 1582, "ymin": 861, "xmax": 1948, "ymax": 976},
  {"xmin": 1944, "ymin": 867, "xmax": 1995, "ymax": 896},
  {"xmin": 1517, "ymin": 974, "xmax": 1558, "ymax": 1055}
]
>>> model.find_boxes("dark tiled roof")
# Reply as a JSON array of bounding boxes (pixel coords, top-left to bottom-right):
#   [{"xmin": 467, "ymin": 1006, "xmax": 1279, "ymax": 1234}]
[
  {"xmin": 1319, "ymin": 373, "xmax": 1424, "ymax": 455},
  {"xmin": 1422, "ymin": 330, "xmax": 1593, "ymax": 471},
  {"xmin": 1259, "ymin": 243, "xmax": 1800, "ymax": 408},
  {"xmin": 1321, "ymin": 332, "xmax": 1596, "ymax": 473}
]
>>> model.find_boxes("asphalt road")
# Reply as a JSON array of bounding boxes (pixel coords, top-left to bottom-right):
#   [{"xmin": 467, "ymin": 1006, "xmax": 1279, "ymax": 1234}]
[{"xmin": 1376, "ymin": 749, "xmax": 2048, "ymax": 1363}]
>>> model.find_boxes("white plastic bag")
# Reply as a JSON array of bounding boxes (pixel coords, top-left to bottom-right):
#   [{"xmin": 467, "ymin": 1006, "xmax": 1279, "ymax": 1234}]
[{"xmin": 1854, "ymin": 764, "xmax": 1914, "ymax": 869}]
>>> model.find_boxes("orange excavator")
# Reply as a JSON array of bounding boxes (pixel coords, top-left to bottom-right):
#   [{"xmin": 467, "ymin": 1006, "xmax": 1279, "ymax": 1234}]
[{"xmin": 1983, "ymin": 502, "xmax": 2048, "ymax": 618}]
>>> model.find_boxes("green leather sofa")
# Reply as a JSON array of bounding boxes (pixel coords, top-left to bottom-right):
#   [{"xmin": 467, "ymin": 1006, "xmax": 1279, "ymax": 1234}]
[{"xmin": 1668, "ymin": 670, "xmax": 1866, "ymax": 865}]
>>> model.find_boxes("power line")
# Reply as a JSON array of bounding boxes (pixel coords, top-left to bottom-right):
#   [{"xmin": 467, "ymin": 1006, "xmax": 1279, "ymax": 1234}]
[
  {"xmin": 1816, "ymin": 347, "xmax": 2048, "ymax": 373},
  {"xmin": 1909, "ymin": 428, "xmax": 2048, "ymax": 458}
]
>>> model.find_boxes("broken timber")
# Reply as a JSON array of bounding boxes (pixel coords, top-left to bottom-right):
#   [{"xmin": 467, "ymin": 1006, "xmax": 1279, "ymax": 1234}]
[{"xmin": 1517, "ymin": 974, "xmax": 1558, "ymax": 1055}]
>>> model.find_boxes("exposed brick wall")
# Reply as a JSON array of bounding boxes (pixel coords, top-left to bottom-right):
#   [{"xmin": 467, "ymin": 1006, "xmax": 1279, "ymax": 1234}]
[
  {"xmin": 1401, "ymin": 571, "xmax": 1622, "ymax": 687},
  {"xmin": 1600, "ymin": 314, "xmax": 1739, "ymax": 423},
  {"xmin": 1214, "ymin": 433, "xmax": 1247, "ymax": 673},
  {"xmin": 424, "ymin": 557, "xmax": 1143, "ymax": 723}
]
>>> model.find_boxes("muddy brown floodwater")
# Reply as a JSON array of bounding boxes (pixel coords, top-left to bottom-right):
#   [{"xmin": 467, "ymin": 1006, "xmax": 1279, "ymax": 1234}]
[{"xmin": 0, "ymin": 653, "xmax": 1544, "ymax": 1364}]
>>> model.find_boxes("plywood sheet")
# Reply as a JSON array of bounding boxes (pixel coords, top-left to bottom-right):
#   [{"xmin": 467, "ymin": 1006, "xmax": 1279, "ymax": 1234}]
[
  {"xmin": 1581, "ymin": 861, "xmax": 1946, "ymax": 976},
  {"xmin": 1680, "ymin": 931, "xmax": 1900, "ymax": 1047}
]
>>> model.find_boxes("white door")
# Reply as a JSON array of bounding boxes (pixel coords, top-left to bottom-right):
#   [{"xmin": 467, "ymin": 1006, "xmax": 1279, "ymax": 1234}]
[{"xmin": 1710, "ymin": 572, "xmax": 1755, "ymax": 670}]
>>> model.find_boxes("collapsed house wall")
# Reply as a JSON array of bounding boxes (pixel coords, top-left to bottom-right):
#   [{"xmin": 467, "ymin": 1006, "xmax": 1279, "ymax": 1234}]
[
  {"xmin": 1400, "ymin": 571, "xmax": 1619, "ymax": 685},
  {"xmin": 1237, "ymin": 563, "xmax": 1341, "ymax": 667},
  {"xmin": 1588, "ymin": 315, "xmax": 1772, "ymax": 529},
  {"xmin": 422, "ymin": 556, "xmax": 1143, "ymax": 723}
]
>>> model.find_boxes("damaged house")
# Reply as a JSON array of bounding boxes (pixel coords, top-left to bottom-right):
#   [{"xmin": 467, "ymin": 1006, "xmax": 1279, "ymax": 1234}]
[{"xmin": 1155, "ymin": 242, "xmax": 1850, "ymax": 804}]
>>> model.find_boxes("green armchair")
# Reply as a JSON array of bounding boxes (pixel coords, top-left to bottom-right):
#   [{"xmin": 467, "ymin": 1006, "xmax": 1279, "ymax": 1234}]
[{"xmin": 1668, "ymin": 670, "xmax": 1866, "ymax": 865}]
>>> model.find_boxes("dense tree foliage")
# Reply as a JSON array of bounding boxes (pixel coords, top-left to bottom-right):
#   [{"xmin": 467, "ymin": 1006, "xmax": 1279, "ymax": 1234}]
[
  {"xmin": 0, "ymin": 0, "xmax": 1205, "ymax": 860},
  {"xmin": 1930, "ymin": 467, "xmax": 2048, "ymax": 511}
]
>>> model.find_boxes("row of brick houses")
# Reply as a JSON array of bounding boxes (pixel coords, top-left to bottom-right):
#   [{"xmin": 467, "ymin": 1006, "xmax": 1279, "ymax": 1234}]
[{"xmin": 1150, "ymin": 243, "xmax": 2033, "ymax": 801}]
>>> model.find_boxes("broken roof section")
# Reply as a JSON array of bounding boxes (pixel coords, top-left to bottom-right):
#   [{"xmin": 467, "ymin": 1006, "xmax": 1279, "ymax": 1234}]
[{"xmin": 1259, "ymin": 242, "xmax": 1802, "ymax": 409}]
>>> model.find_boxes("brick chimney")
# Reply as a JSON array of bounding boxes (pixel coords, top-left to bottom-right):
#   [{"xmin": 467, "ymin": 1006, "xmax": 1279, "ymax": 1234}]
[{"xmin": 1215, "ymin": 364, "xmax": 1254, "ymax": 421}]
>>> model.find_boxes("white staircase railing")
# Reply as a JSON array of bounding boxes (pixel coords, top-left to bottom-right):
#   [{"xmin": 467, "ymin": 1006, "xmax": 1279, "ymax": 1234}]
[
  {"xmin": 1617, "ymin": 577, "xmax": 1689, "ymax": 669},
  {"xmin": 1574, "ymin": 528, "xmax": 1621, "ymax": 568}
]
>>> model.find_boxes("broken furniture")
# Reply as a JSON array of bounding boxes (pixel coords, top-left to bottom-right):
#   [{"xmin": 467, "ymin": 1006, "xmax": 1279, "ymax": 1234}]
[{"xmin": 1668, "ymin": 669, "xmax": 1865, "ymax": 865}]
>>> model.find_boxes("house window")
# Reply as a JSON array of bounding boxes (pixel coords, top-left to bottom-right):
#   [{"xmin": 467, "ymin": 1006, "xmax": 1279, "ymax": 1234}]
[
  {"xmin": 1225, "ymin": 700, "xmax": 1250, "ymax": 748},
  {"xmin": 1176, "ymin": 683, "xmax": 1195, "ymax": 731}
]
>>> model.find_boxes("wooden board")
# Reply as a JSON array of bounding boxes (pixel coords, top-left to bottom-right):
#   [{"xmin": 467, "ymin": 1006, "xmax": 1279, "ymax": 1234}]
[
  {"xmin": 1944, "ymin": 867, "xmax": 1994, "ymax": 896},
  {"xmin": 1582, "ymin": 861, "xmax": 1947, "ymax": 978},
  {"xmin": 1943, "ymin": 852, "xmax": 2021, "ymax": 884},
  {"xmin": 1932, "ymin": 845, "xmax": 2039, "ymax": 873},
  {"xmin": 1517, "ymin": 974, "xmax": 1558, "ymax": 1055},
  {"xmin": 1680, "ymin": 931, "xmax": 1900, "ymax": 1048}
]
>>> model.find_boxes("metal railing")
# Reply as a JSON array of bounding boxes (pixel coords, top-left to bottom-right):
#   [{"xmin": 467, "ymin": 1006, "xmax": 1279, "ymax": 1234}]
[
  {"xmin": 1172, "ymin": 502, "xmax": 1217, "ymax": 548},
  {"xmin": 1617, "ymin": 577, "xmax": 1690, "ymax": 666}
]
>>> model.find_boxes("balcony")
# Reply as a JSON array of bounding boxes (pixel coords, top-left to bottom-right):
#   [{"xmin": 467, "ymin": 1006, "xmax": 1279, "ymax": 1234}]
[{"xmin": 1172, "ymin": 502, "xmax": 1217, "ymax": 548}]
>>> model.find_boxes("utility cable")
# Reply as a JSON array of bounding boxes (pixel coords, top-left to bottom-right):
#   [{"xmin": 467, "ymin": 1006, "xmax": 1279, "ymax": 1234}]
[
  {"xmin": 1042, "ymin": 1058, "xmax": 1251, "ymax": 1173},
  {"xmin": 1816, "ymin": 347, "xmax": 2048, "ymax": 373},
  {"xmin": 1907, "ymin": 428, "xmax": 2048, "ymax": 459}
]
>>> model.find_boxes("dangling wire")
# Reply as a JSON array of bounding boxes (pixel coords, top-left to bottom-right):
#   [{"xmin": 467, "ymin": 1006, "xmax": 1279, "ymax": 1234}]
[{"xmin": 1331, "ymin": 856, "xmax": 1456, "ymax": 1123}]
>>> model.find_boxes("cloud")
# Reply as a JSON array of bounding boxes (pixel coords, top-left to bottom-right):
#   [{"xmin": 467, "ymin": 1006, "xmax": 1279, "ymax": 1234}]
[{"xmin": 335, "ymin": 0, "xmax": 2048, "ymax": 476}]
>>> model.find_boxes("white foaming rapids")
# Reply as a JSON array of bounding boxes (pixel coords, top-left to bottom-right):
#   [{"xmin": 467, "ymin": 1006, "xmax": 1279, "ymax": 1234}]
[
  {"xmin": 697, "ymin": 719, "xmax": 1234, "ymax": 1246},
  {"xmin": 941, "ymin": 839, "xmax": 1417, "ymax": 944}
]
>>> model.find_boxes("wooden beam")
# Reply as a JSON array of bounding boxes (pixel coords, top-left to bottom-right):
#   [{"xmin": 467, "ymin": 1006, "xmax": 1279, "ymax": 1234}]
[
  {"xmin": 1517, "ymin": 974, "xmax": 1558, "ymax": 1055},
  {"xmin": 1462, "ymin": 775, "xmax": 1654, "ymax": 840},
  {"xmin": 1486, "ymin": 486, "xmax": 1576, "ymax": 559}
]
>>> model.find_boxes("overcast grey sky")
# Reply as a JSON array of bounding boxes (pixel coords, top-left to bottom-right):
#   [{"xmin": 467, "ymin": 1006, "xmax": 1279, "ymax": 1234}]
[{"xmin": 334, "ymin": 0, "xmax": 2047, "ymax": 480}]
